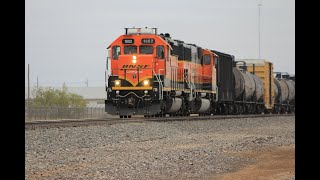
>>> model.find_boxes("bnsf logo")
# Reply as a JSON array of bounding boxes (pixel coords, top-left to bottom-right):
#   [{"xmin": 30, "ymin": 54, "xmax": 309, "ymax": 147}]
[{"xmin": 122, "ymin": 65, "xmax": 150, "ymax": 68}]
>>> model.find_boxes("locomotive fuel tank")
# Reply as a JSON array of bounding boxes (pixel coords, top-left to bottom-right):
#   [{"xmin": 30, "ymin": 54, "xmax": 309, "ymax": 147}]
[
  {"xmin": 165, "ymin": 97, "xmax": 183, "ymax": 113},
  {"xmin": 193, "ymin": 98, "xmax": 210, "ymax": 113}
]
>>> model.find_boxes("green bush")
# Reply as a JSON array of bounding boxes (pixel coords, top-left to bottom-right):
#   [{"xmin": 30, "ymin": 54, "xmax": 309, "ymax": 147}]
[{"xmin": 31, "ymin": 84, "xmax": 87, "ymax": 107}]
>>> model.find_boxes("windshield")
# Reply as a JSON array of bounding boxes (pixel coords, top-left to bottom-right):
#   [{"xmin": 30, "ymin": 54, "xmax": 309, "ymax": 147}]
[
  {"xmin": 204, "ymin": 54, "xmax": 211, "ymax": 65},
  {"xmin": 124, "ymin": 46, "xmax": 137, "ymax": 54},
  {"xmin": 139, "ymin": 46, "xmax": 153, "ymax": 54}
]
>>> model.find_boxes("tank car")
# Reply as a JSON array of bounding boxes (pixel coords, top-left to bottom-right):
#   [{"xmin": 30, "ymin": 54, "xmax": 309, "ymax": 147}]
[
  {"xmin": 273, "ymin": 72, "xmax": 295, "ymax": 113},
  {"xmin": 232, "ymin": 64, "xmax": 264, "ymax": 114}
]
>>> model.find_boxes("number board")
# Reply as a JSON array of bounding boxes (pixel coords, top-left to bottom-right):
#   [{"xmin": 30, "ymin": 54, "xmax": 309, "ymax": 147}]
[
  {"xmin": 141, "ymin": 38, "xmax": 155, "ymax": 44},
  {"xmin": 122, "ymin": 39, "xmax": 134, "ymax": 44}
]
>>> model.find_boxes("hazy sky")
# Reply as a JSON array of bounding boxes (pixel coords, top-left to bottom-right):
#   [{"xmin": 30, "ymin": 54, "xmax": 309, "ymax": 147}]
[{"xmin": 25, "ymin": 0, "xmax": 295, "ymax": 87}]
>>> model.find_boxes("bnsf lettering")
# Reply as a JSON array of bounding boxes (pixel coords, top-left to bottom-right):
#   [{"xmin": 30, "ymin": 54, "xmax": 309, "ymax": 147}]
[{"xmin": 122, "ymin": 65, "xmax": 150, "ymax": 68}]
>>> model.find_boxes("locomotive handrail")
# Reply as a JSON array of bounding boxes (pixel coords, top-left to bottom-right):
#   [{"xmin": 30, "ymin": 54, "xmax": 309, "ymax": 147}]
[
  {"xmin": 183, "ymin": 71, "xmax": 196, "ymax": 99},
  {"xmin": 105, "ymin": 57, "xmax": 110, "ymax": 88},
  {"xmin": 153, "ymin": 69, "xmax": 163, "ymax": 100},
  {"xmin": 158, "ymin": 69, "xmax": 165, "ymax": 99},
  {"xmin": 116, "ymin": 91, "xmax": 149, "ymax": 99}
]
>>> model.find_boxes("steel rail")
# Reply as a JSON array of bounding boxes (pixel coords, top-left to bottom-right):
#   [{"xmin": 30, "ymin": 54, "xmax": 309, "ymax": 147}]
[{"xmin": 25, "ymin": 114, "xmax": 294, "ymax": 130}]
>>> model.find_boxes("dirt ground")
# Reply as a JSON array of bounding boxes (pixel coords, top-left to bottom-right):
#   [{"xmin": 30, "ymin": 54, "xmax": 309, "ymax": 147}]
[
  {"xmin": 215, "ymin": 145, "xmax": 295, "ymax": 180},
  {"xmin": 26, "ymin": 116, "xmax": 295, "ymax": 179}
]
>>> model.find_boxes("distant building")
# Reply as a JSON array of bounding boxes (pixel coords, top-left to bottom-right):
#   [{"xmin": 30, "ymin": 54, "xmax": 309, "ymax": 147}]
[{"xmin": 25, "ymin": 86, "xmax": 105, "ymax": 107}]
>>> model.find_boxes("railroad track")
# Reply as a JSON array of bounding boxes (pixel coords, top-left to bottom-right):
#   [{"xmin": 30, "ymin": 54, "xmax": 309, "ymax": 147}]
[{"xmin": 25, "ymin": 114, "xmax": 294, "ymax": 130}]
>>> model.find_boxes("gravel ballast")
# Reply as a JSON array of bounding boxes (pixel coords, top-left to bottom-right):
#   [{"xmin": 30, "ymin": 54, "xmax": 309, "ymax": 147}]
[{"xmin": 25, "ymin": 115, "xmax": 295, "ymax": 179}]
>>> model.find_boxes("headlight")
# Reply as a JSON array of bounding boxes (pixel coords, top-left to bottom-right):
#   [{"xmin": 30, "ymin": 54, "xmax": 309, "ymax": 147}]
[
  {"xmin": 115, "ymin": 80, "xmax": 121, "ymax": 86},
  {"xmin": 143, "ymin": 80, "xmax": 149, "ymax": 86},
  {"xmin": 132, "ymin": 55, "xmax": 137, "ymax": 63}
]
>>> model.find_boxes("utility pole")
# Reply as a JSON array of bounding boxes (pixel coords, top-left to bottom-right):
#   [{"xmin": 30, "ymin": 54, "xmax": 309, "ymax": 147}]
[
  {"xmin": 28, "ymin": 64, "xmax": 30, "ymax": 107},
  {"xmin": 37, "ymin": 76, "xmax": 39, "ymax": 88},
  {"xmin": 85, "ymin": 78, "xmax": 88, "ymax": 87},
  {"xmin": 258, "ymin": 2, "xmax": 262, "ymax": 59}
]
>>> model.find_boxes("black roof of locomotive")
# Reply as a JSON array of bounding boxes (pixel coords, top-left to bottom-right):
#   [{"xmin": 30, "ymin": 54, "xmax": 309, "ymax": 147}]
[{"xmin": 210, "ymin": 50, "xmax": 234, "ymax": 59}]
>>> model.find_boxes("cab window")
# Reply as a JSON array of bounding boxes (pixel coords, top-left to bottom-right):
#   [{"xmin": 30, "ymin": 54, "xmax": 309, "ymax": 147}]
[
  {"xmin": 156, "ymin": 45, "xmax": 165, "ymax": 59},
  {"xmin": 112, "ymin": 46, "xmax": 121, "ymax": 60},
  {"xmin": 139, "ymin": 46, "xmax": 153, "ymax": 54},
  {"xmin": 124, "ymin": 46, "xmax": 137, "ymax": 54},
  {"xmin": 204, "ymin": 54, "xmax": 211, "ymax": 65}
]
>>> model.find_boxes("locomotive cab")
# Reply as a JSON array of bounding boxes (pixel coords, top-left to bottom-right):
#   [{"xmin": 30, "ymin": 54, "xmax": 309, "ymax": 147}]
[{"xmin": 105, "ymin": 28, "xmax": 170, "ymax": 116}]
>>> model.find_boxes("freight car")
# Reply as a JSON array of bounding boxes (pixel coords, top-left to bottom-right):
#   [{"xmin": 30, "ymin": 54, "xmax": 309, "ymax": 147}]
[
  {"xmin": 273, "ymin": 72, "xmax": 295, "ymax": 113},
  {"xmin": 104, "ymin": 27, "xmax": 294, "ymax": 117}
]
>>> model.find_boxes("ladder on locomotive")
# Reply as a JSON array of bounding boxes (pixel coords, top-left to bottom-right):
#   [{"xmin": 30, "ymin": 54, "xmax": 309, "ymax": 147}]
[
  {"xmin": 153, "ymin": 69, "xmax": 163, "ymax": 100},
  {"xmin": 183, "ymin": 69, "xmax": 196, "ymax": 97}
]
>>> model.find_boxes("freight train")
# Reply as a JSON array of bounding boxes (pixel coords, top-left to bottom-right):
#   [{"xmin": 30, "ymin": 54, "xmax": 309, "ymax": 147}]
[{"xmin": 105, "ymin": 27, "xmax": 295, "ymax": 117}]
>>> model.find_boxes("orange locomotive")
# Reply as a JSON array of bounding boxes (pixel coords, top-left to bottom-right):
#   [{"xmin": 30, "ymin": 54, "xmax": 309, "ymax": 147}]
[{"xmin": 105, "ymin": 28, "xmax": 217, "ymax": 117}]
